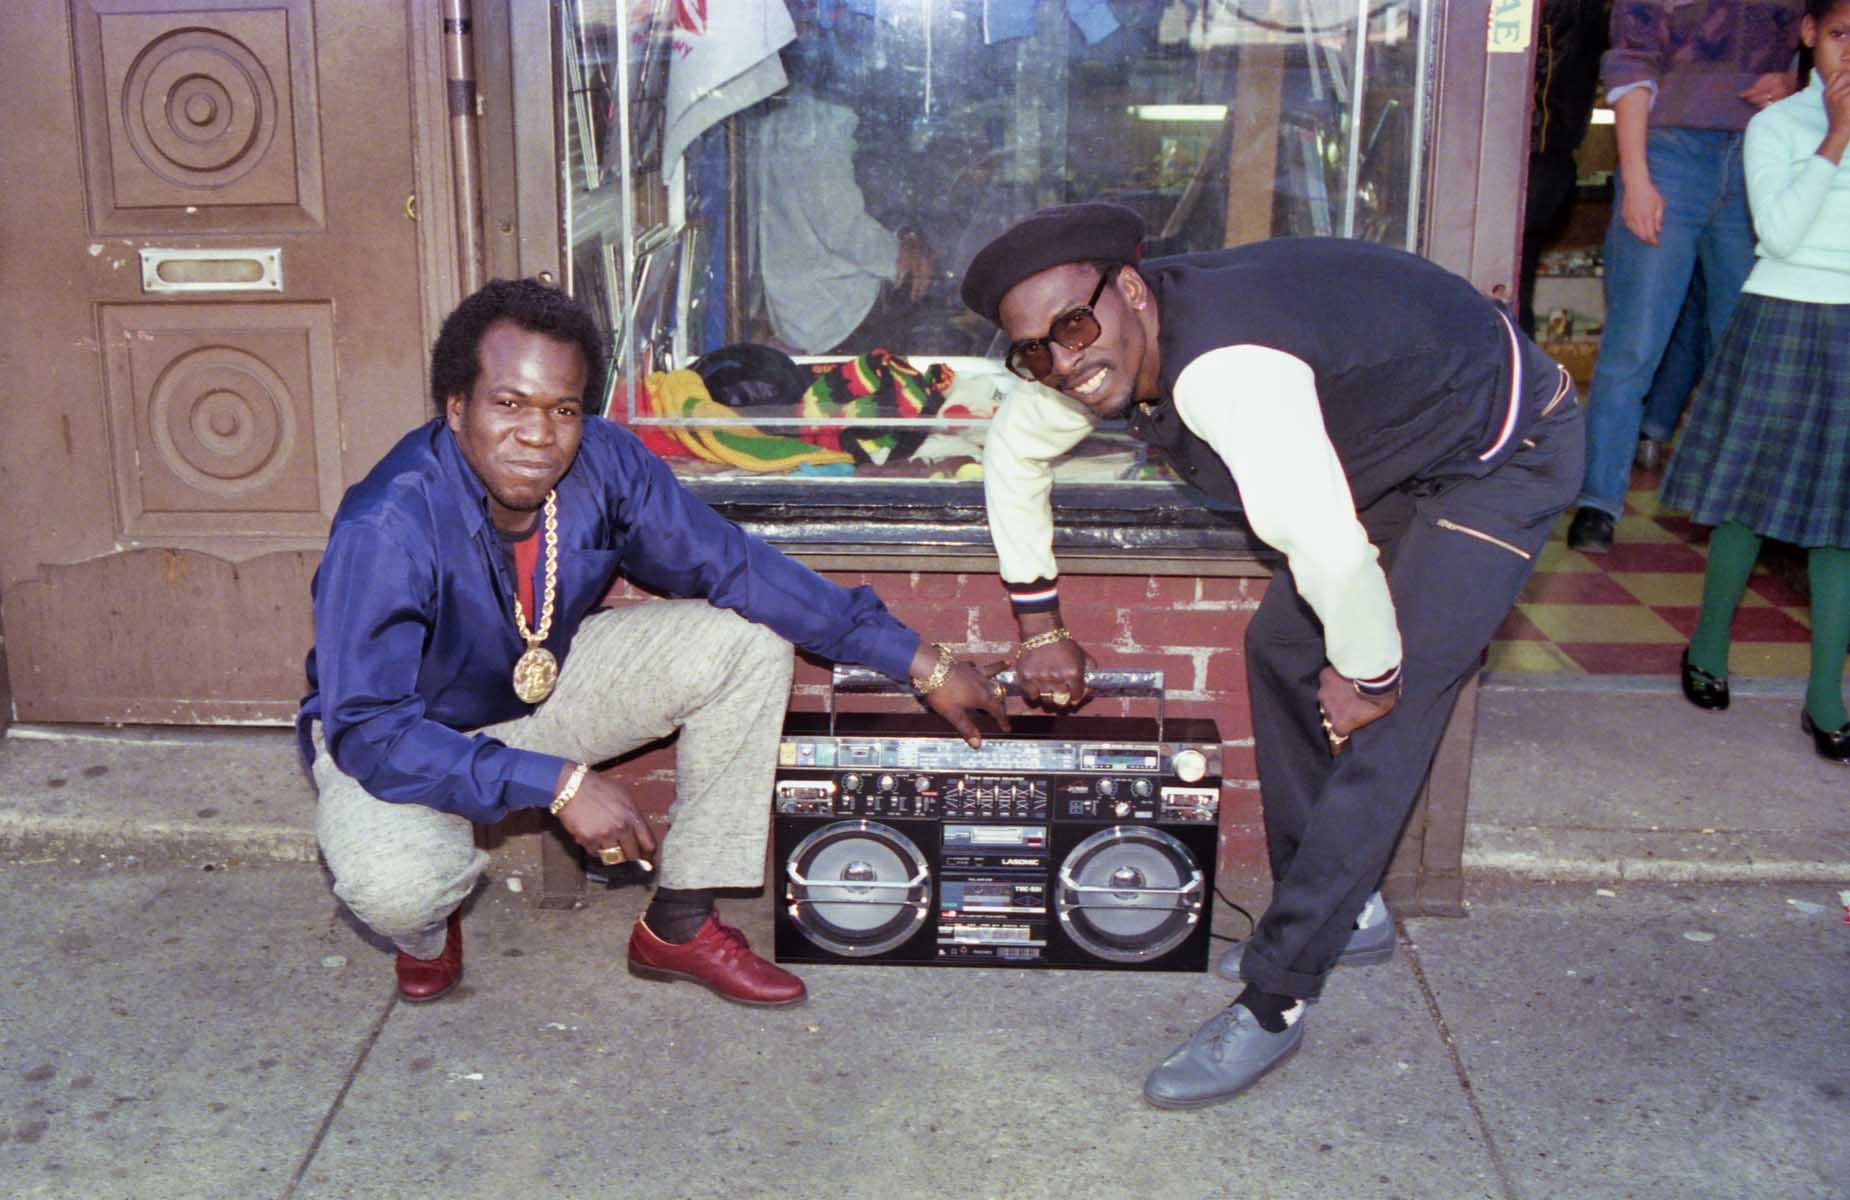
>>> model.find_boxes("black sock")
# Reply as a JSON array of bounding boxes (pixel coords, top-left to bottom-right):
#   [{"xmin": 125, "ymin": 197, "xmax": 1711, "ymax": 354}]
[
  {"xmin": 644, "ymin": 887, "xmax": 715, "ymax": 944},
  {"xmin": 1233, "ymin": 984, "xmax": 1299, "ymax": 1034}
]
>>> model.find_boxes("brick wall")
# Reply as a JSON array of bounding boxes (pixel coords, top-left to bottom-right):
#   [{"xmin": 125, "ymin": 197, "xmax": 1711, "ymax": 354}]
[{"xmin": 598, "ymin": 568, "xmax": 1271, "ymax": 881}]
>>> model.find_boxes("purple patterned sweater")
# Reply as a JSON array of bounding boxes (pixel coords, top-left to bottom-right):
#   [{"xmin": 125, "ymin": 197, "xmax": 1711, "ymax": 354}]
[{"xmin": 1603, "ymin": 0, "xmax": 1804, "ymax": 131}]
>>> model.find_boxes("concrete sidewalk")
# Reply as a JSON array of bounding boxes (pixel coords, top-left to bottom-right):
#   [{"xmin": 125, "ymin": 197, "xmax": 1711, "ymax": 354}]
[
  {"xmin": 2, "ymin": 866, "xmax": 1845, "ymax": 1198},
  {"xmin": 1466, "ymin": 675, "xmax": 1850, "ymax": 884},
  {"xmin": 2, "ymin": 676, "xmax": 1846, "ymax": 1199}
]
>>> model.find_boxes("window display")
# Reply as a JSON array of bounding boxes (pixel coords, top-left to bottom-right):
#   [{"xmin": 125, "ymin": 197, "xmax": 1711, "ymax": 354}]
[{"xmin": 557, "ymin": 0, "xmax": 1435, "ymax": 524}]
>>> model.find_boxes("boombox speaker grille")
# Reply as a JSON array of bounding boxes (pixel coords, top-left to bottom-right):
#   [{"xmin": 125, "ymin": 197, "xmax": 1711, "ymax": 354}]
[
  {"xmin": 785, "ymin": 820, "xmax": 931, "ymax": 957},
  {"xmin": 1056, "ymin": 826, "xmax": 1204, "ymax": 963}
]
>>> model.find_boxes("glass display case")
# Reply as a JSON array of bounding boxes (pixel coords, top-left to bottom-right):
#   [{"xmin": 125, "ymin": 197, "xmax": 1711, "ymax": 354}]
[{"xmin": 552, "ymin": 0, "xmax": 1446, "ymax": 558}]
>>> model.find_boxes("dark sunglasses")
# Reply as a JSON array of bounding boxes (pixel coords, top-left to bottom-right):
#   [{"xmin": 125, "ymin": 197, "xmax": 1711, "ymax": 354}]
[{"xmin": 1004, "ymin": 265, "xmax": 1119, "ymax": 382}]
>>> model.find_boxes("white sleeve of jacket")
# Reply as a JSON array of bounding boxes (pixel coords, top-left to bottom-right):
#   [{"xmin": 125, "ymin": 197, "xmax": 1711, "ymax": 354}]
[
  {"xmin": 1173, "ymin": 345, "xmax": 1402, "ymax": 679},
  {"xmin": 981, "ymin": 384, "xmax": 1098, "ymax": 584}
]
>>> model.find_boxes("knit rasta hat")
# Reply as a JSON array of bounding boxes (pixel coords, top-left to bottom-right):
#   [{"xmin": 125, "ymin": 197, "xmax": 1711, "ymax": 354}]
[
  {"xmin": 959, "ymin": 201, "xmax": 1145, "ymax": 325},
  {"xmin": 801, "ymin": 348, "xmax": 953, "ymax": 465}
]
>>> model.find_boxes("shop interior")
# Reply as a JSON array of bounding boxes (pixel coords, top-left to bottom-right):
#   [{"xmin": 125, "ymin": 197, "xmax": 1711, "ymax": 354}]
[{"xmin": 554, "ymin": 0, "xmax": 1435, "ymax": 502}]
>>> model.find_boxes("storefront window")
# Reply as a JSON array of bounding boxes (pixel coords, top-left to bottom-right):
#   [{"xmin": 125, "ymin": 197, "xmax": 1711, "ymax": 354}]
[{"xmin": 558, "ymin": 0, "xmax": 1434, "ymax": 540}]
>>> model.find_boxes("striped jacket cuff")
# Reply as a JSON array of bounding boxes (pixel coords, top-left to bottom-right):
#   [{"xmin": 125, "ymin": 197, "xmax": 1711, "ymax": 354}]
[
  {"xmin": 1004, "ymin": 578, "xmax": 1060, "ymax": 615},
  {"xmin": 1352, "ymin": 664, "xmax": 1402, "ymax": 697}
]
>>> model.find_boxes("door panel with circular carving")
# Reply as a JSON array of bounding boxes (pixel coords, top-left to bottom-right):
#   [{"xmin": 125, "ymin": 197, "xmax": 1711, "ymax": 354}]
[
  {"xmin": 82, "ymin": 5, "xmax": 321, "ymax": 231},
  {"xmin": 0, "ymin": 0, "xmax": 432, "ymax": 723}
]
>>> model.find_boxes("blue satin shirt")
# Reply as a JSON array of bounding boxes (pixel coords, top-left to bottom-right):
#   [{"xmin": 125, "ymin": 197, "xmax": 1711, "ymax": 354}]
[{"xmin": 297, "ymin": 417, "xmax": 919, "ymax": 822}]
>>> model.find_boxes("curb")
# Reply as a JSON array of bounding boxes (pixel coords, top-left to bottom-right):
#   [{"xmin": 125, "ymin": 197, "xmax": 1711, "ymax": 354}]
[
  {"xmin": 7, "ymin": 813, "xmax": 1845, "ymax": 889},
  {"xmin": 1463, "ymin": 848, "xmax": 1850, "ymax": 885},
  {"xmin": 0, "ymin": 815, "xmax": 318, "ymax": 865}
]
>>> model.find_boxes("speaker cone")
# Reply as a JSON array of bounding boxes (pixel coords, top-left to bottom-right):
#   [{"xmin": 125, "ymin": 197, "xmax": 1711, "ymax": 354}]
[
  {"xmin": 785, "ymin": 820, "xmax": 930, "ymax": 957},
  {"xmin": 1056, "ymin": 826, "xmax": 1202, "ymax": 962}
]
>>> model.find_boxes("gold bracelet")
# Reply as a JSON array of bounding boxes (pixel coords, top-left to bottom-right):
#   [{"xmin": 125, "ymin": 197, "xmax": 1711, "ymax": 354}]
[
  {"xmin": 1018, "ymin": 627, "xmax": 1073, "ymax": 652},
  {"xmin": 549, "ymin": 761, "xmax": 590, "ymax": 816},
  {"xmin": 912, "ymin": 642, "xmax": 957, "ymax": 695}
]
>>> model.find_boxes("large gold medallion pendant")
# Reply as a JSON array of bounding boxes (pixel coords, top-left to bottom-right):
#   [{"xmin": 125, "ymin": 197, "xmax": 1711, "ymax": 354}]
[{"xmin": 512, "ymin": 645, "xmax": 559, "ymax": 704}]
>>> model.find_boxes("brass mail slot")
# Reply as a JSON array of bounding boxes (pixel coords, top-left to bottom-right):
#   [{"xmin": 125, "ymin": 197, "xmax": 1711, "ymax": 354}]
[{"xmin": 139, "ymin": 248, "xmax": 283, "ymax": 294}]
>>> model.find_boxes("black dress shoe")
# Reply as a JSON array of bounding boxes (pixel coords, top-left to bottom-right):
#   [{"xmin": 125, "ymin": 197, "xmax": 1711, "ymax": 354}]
[
  {"xmin": 1801, "ymin": 711, "xmax": 1850, "ymax": 765},
  {"xmin": 1566, "ymin": 508, "xmax": 1614, "ymax": 554},
  {"xmin": 1679, "ymin": 648, "xmax": 1730, "ymax": 711}
]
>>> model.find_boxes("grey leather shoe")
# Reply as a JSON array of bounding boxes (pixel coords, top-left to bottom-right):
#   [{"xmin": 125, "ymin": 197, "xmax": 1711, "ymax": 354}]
[
  {"xmin": 1143, "ymin": 1004, "xmax": 1304, "ymax": 1109},
  {"xmin": 1214, "ymin": 892, "xmax": 1395, "ymax": 981}
]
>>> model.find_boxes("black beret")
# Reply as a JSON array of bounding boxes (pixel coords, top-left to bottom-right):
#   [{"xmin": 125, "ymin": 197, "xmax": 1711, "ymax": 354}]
[{"xmin": 959, "ymin": 201, "xmax": 1146, "ymax": 324}]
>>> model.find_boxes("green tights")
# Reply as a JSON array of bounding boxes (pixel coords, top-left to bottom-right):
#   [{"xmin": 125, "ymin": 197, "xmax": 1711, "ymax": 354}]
[{"xmin": 1688, "ymin": 520, "xmax": 1850, "ymax": 730}]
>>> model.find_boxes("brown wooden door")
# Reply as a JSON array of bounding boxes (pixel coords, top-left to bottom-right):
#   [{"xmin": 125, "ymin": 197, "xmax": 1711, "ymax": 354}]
[{"xmin": 0, "ymin": 0, "xmax": 434, "ymax": 723}]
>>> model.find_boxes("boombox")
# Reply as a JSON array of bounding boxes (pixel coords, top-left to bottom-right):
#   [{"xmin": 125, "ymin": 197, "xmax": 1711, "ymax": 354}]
[{"xmin": 771, "ymin": 669, "xmax": 1220, "ymax": 972}]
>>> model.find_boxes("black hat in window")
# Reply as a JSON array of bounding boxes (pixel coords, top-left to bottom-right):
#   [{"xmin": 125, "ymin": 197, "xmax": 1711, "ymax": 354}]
[{"xmin": 691, "ymin": 342, "xmax": 813, "ymax": 412}]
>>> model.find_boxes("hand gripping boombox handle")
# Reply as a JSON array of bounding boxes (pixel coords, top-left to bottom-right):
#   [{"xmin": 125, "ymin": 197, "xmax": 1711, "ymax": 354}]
[{"xmin": 827, "ymin": 665, "xmax": 1165, "ymax": 740}]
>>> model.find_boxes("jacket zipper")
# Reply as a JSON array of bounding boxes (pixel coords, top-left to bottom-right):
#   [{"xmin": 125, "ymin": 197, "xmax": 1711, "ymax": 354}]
[{"xmin": 1435, "ymin": 518, "xmax": 1532, "ymax": 560}]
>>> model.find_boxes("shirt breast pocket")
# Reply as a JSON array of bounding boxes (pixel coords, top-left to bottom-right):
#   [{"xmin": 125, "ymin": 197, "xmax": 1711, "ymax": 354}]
[{"xmin": 557, "ymin": 549, "xmax": 627, "ymax": 615}]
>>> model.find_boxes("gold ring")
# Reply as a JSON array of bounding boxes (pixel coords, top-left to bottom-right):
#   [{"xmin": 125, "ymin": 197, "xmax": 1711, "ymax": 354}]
[
  {"xmin": 597, "ymin": 846, "xmax": 626, "ymax": 866},
  {"xmin": 992, "ymin": 681, "xmax": 1006, "ymax": 699},
  {"xmin": 1048, "ymin": 691, "xmax": 1071, "ymax": 706}
]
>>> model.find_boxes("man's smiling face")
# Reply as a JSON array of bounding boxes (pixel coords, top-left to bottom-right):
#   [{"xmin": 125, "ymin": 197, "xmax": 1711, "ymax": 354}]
[
  {"xmin": 997, "ymin": 262, "xmax": 1150, "ymax": 418},
  {"xmin": 445, "ymin": 319, "xmax": 587, "ymax": 531}
]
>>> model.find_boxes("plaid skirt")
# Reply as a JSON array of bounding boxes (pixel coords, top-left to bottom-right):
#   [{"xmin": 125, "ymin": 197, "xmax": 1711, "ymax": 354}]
[{"xmin": 1659, "ymin": 292, "xmax": 1850, "ymax": 548}]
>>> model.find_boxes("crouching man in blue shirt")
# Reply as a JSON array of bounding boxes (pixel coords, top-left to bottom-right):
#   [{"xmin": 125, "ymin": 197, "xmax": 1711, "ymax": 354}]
[{"xmin": 298, "ymin": 278, "xmax": 1003, "ymax": 1007}]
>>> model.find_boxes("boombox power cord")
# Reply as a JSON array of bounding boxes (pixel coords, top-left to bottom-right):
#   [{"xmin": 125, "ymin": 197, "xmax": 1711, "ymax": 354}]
[{"xmin": 1209, "ymin": 887, "xmax": 1257, "ymax": 943}]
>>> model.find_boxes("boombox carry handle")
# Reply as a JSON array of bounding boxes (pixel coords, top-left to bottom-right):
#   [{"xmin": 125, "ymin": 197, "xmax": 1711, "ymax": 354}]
[{"xmin": 827, "ymin": 665, "xmax": 1164, "ymax": 740}]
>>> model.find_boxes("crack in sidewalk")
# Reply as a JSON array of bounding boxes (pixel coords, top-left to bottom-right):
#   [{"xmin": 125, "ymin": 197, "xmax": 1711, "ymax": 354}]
[
  {"xmin": 280, "ymin": 992, "xmax": 398, "ymax": 1199},
  {"xmin": 1402, "ymin": 934, "xmax": 1523, "ymax": 1200}
]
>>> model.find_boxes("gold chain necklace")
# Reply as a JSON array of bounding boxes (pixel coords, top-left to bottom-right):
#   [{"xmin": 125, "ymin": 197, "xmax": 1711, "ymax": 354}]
[{"xmin": 510, "ymin": 490, "xmax": 560, "ymax": 703}]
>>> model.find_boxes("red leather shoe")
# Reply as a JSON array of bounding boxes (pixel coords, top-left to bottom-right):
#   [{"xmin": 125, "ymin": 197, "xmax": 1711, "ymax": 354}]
[
  {"xmin": 395, "ymin": 909, "xmax": 463, "ymax": 1003},
  {"xmin": 627, "ymin": 914, "xmax": 806, "ymax": 1007}
]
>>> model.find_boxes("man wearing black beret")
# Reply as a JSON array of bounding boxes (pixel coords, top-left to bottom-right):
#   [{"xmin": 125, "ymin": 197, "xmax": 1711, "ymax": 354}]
[{"xmin": 963, "ymin": 203, "xmax": 1585, "ymax": 1108}]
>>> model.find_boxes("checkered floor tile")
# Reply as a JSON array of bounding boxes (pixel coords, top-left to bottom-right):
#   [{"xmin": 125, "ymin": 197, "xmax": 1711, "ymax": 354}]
[{"xmin": 1487, "ymin": 464, "xmax": 1817, "ymax": 677}]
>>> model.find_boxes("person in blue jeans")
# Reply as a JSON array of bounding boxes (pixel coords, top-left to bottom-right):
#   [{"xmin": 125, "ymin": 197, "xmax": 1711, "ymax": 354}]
[
  {"xmin": 1567, "ymin": 0, "xmax": 1802, "ymax": 554},
  {"xmin": 1636, "ymin": 266, "xmax": 1709, "ymax": 470}
]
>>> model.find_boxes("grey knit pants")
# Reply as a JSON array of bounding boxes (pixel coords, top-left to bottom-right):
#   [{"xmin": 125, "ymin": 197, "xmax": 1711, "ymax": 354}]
[{"xmin": 313, "ymin": 601, "xmax": 795, "ymax": 959}]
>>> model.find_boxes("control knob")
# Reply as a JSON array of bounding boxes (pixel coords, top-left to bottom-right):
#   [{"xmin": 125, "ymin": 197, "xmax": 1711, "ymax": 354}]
[
  {"xmin": 876, "ymin": 773, "xmax": 897, "ymax": 793},
  {"xmin": 1172, "ymin": 748, "xmax": 1208, "ymax": 783},
  {"xmin": 1112, "ymin": 799, "xmax": 1133, "ymax": 818},
  {"xmin": 841, "ymin": 773, "xmax": 863, "ymax": 793},
  {"xmin": 1096, "ymin": 778, "xmax": 1118, "ymax": 799},
  {"xmin": 1132, "ymin": 778, "xmax": 1153, "ymax": 798}
]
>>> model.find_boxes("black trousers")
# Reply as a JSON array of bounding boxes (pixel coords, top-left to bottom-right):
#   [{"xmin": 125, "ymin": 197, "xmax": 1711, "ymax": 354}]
[{"xmin": 1239, "ymin": 369, "xmax": 1585, "ymax": 1000}]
